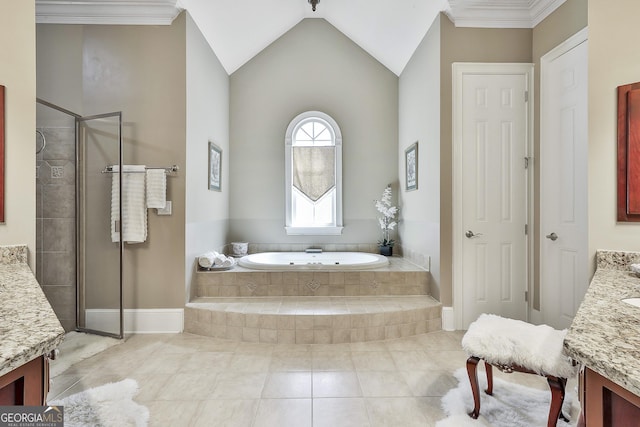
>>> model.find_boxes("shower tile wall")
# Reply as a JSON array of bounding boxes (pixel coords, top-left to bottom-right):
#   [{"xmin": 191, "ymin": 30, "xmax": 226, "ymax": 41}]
[{"xmin": 36, "ymin": 127, "xmax": 76, "ymax": 331}]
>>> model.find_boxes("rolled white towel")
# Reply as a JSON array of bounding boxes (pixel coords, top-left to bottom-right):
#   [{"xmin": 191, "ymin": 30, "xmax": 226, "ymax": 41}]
[
  {"xmin": 221, "ymin": 257, "xmax": 234, "ymax": 268},
  {"xmin": 198, "ymin": 252, "xmax": 215, "ymax": 269},
  {"xmin": 213, "ymin": 254, "xmax": 226, "ymax": 267}
]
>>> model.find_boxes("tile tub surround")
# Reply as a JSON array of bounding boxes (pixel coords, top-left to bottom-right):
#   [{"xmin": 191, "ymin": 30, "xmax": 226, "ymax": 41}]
[
  {"xmin": 0, "ymin": 245, "xmax": 65, "ymax": 377},
  {"xmin": 564, "ymin": 250, "xmax": 640, "ymax": 396},
  {"xmin": 195, "ymin": 257, "xmax": 430, "ymax": 297},
  {"xmin": 189, "ymin": 256, "xmax": 438, "ymax": 344},
  {"xmin": 36, "ymin": 126, "xmax": 77, "ymax": 332},
  {"xmin": 185, "ymin": 297, "xmax": 441, "ymax": 344}
]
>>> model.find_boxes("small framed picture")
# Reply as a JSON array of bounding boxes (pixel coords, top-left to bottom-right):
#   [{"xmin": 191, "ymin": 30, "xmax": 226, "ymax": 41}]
[
  {"xmin": 208, "ymin": 141, "xmax": 222, "ymax": 191},
  {"xmin": 405, "ymin": 141, "xmax": 418, "ymax": 191}
]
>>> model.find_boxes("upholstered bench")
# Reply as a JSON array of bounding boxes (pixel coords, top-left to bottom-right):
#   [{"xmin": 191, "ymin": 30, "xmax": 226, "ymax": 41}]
[{"xmin": 461, "ymin": 314, "xmax": 578, "ymax": 427}]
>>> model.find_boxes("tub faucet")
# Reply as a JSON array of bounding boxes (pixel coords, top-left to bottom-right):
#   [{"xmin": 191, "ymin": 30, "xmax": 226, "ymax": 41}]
[{"xmin": 305, "ymin": 248, "xmax": 322, "ymax": 253}]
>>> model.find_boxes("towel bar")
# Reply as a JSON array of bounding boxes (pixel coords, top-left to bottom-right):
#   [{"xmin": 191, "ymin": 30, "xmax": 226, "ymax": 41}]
[{"xmin": 102, "ymin": 165, "xmax": 179, "ymax": 174}]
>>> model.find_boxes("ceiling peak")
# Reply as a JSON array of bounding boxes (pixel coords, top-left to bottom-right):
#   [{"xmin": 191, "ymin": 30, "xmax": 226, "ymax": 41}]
[{"xmin": 35, "ymin": 0, "xmax": 568, "ymax": 75}]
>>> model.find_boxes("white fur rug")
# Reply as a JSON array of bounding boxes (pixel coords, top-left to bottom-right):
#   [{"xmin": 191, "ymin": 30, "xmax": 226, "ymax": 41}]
[
  {"xmin": 49, "ymin": 379, "xmax": 148, "ymax": 427},
  {"xmin": 50, "ymin": 331, "xmax": 121, "ymax": 377},
  {"xmin": 436, "ymin": 369, "xmax": 578, "ymax": 427}
]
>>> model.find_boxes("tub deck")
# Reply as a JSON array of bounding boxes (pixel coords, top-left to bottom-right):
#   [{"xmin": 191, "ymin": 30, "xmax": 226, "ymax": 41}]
[
  {"xmin": 195, "ymin": 256, "xmax": 430, "ymax": 297},
  {"xmin": 186, "ymin": 256, "xmax": 441, "ymax": 344},
  {"xmin": 186, "ymin": 296, "xmax": 441, "ymax": 344}
]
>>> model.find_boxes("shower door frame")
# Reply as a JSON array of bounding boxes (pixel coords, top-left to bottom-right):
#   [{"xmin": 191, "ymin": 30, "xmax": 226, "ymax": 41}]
[
  {"xmin": 76, "ymin": 111, "xmax": 124, "ymax": 339},
  {"xmin": 36, "ymin": 98, "xmax": 124, "ymax": 339}
]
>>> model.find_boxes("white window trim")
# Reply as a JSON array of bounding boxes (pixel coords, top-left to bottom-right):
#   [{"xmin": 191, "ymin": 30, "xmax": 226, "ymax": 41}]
[
  {"xmin": 285, "ymin": 110, "xmax": 343, "ymax": 236},
  {"xmin": 285, "ymin": 226, "xmax": 344, "ymax": 236}
]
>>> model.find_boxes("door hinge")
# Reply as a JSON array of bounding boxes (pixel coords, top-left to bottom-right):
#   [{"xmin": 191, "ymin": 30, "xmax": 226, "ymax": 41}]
[
  {"xmin": 525, "ymin": 224, "xmax": 528, "ymax": 235},
  {"xmin": 525, "ymin": 291, "xmax": 529, "ymax": 302},
  {"xmin": 525, "ymin": 91, "xmax": 529, "ymax": 102},
  {"xmin": 524, "ymin": 157, "xmax": 530, "ymax": 169}
]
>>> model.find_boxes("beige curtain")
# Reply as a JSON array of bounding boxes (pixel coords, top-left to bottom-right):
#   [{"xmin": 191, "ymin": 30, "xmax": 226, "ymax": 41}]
[{"xmin": 293, "ymin": 146, "xmax": 335, "ymax": 201}]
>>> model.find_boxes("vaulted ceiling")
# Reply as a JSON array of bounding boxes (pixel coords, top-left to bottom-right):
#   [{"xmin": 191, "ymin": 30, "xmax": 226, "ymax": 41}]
[{"xmin": 35, "ymin": 0, "xmax": 566, "ymax": 76}]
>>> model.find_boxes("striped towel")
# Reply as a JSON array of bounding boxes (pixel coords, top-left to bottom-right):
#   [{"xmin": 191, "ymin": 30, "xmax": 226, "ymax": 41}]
[
  {"xmin": 146, "ymin": 169, "xmax": 166, "ymax": 209},
  {"xmin": 111, "ymin": 165, "xmax": 147, "ymax": 244}
]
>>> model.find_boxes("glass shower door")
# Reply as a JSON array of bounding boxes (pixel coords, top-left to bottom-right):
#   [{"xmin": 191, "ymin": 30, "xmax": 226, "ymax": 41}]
[{"xmin": 77, "ymin": 112, "xmax": 123, "ymax": 338}]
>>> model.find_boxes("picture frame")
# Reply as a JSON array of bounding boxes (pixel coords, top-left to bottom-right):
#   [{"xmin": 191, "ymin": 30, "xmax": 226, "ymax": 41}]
[
  {"xmin": 617, "ymin": 82, "xmax": 640, "ymax": 221},
  {"xmin": 405, "ymin": 141, "xmax": 418, "ymax": 191},
  {"xmin": 208, "ymin": 141, "xmax": 222, "ymax": 191}
]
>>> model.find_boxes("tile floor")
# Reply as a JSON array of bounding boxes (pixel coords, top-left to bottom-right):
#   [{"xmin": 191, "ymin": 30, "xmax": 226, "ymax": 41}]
[{"xmin": 47, "ymin": 331, "xmax": 569, "ymax": 426}]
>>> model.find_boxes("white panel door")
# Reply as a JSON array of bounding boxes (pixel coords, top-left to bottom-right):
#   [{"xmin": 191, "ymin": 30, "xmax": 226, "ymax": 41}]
[
  {"xmin": 454, "ymin": 64, "xmax": 532, "ymax": 329},
  {"xmin": 540, "ymin": 30, "xmax": 588, "ymax": 330}
]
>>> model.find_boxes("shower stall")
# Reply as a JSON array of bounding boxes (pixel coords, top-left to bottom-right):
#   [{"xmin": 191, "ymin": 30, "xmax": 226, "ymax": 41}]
[{"xmin": 36, "ymin": 98, "xmax": 124, "ymax": 339}]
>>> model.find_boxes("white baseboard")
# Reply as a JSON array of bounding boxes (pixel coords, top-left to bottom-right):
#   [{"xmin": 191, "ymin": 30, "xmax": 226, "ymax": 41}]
[
  {"xmin": 442, "ymin": 306, "xmax": 456, "ymax": 331},
  {"xmin": 84, "ymin": 309, "xmax": 184, "ymax": 334}
]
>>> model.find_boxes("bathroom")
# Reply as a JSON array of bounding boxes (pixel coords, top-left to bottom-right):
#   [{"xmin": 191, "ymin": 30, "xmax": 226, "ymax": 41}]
[
  {"xmin": 4, "ymin": 0, "xmax": 640, "ymax": 425},
  {"xmin": 34, "ymin": 11, "xmax": 441, "ymax": 333},
  {"xmin": 32, "ymin": 7, "xmax": 536, "ymax": 333}
]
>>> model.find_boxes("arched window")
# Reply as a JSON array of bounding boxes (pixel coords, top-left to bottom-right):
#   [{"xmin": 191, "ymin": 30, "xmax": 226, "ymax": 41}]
[{"xmin": 285, "ymin": 111, "xmax": 343, "ymax": 235}]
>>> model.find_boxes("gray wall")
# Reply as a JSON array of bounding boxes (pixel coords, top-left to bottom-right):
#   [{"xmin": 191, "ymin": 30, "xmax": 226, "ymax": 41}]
[
  {"xmin": 398, "ymin": 16, "xmax": 442, "ymax": 299},
  {"xmin": 185, "ymin": 13, "xmax": 230, "ymax": 302},
  {"xmin": 588, "ymin": 0, "xmax": 640, "ymax": 265},
  {"xmin": 439, "ymin": 16, "xmax": 533, "ymax": 306},
  {"xmin": 229, "ymin": 19, "xmax": 399, "ymax": 247},
  {"xmin": 84, "ymin": 18, "xmax": 187, "ymax": 310},
  {"xmin": 432, "ymin": 9, "xmax": 589, "ymax": 308},
  {"xmin": 36, "ymin": 25, "xmax": 84, "ymax": 115},
  {"xmin": 37, "ymin": 15, "xmax": 189, "ymax": 311},
  {"xmin": 36, "ymin": 25, "xmax": 85, "ymax": 329}
]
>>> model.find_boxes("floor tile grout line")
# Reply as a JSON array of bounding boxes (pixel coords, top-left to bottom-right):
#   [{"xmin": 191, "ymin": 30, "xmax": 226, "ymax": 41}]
[{"xmin": 48, "ymin": 331, "xmax": 480, "ymax": 426}]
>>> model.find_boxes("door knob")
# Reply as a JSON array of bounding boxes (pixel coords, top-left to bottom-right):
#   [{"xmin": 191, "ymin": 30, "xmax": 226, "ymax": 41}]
[
  {"xmin": 545, "ymin": 232, "xmax": 558, "ymax": 241},
  {"xmin": 465, "ymin": 230, "xmax": 483, "ymax": 239}
]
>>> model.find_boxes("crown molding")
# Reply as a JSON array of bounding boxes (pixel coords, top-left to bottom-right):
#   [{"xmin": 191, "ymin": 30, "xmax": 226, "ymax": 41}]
[
  {"xmin": 35, "ymin": 0, "xmax": 184, "ymax": 25},
  {"xmin": 35, "ymin": 0, "xmax": 566, "ymax": 29},
  {"xmin": 447, "ymin": 0, "xmax": 567, "ymax": 28},
  {"xmin": 529, "ymin": 0, "xmax": 567, "ymax": 27}
]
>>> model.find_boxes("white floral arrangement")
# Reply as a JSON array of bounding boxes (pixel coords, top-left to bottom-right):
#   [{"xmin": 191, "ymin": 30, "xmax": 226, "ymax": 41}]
[{"xmin": 374, "ymin": 185, "xmax": 398, "ymax": 247}]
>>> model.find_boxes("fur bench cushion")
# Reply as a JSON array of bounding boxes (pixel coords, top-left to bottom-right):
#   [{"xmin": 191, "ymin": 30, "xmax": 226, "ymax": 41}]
[{"xmin": 461, "ymin": 313, "xmax": 578, "ymax": 379}]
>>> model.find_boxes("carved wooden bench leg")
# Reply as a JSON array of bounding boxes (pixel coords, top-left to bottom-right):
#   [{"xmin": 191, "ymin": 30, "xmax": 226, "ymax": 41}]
[
  {"xmin": 485, "ymin": 362, "xmax": 493, "ymax": 395},
  {"xmin": 467, "ymin": 356, "xmax": 481, "ymax": 419},
  {"xmin": 547, "ymin": 374, "xmax": 566, "ymax": 427}
]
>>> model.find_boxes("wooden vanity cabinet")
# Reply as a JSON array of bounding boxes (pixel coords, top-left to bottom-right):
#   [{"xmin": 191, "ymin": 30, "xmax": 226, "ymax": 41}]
[
  {"xmin": 0, "ymin": 355, "xmax": 49, "ymax": 406},
  {"xmin": 580, "ymin": 367, "xmax": 640, "ymax": 427}
]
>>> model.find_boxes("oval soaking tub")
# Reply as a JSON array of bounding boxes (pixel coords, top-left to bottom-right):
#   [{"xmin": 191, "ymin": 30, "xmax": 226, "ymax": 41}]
[{"xmin": 238, "ymin": 252, "xmax": 389, "ymax": 270}]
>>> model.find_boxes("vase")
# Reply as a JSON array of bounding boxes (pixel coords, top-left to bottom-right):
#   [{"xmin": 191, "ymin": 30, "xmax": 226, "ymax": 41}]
[
  {"xmin": 231, "ymin": 242, "xmax": 248, "ymax": 256},
  {"xmin": 379, "ymin": 245, "xmax": 393, "ymax": 256}
]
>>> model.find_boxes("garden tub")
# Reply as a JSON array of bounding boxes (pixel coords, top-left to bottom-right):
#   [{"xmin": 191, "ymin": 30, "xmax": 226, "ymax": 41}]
[{"xmin": 237, "ymin": 252, "xmax": 389, "ymax": 270}]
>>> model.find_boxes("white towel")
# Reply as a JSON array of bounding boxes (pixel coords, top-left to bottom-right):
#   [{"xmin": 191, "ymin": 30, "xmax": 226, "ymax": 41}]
[
  {"xmin": 213, "ymin": 254, "xmax": 226, "ymax": 267},
  {"xmin": 146, "ymin": 169, "xmax": 166, "ymax": 209},
  {"xmin": 198, "ymin": 252, "xmax": 216, "ymax": 268},
  {"xmin": 111, "ymin": 165, "xmax": 147, "ymax": 244}
]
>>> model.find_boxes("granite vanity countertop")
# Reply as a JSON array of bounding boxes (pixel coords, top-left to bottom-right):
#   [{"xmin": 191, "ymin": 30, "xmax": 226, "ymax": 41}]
[
  {"xmin": 564, "ymin": 264, "xmax": 640, "ymax": 396},
  {"xmin": 0, "ymin": 246, "xmax": 65, "ymax": 378}
]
